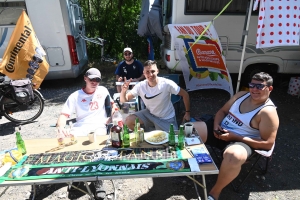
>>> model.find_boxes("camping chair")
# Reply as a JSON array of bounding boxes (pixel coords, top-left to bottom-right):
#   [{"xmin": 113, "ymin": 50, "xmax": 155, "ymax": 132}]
[
  {"xmin": 159, "ymin": 74, "xmax": 182, "ymax": 116},
  {"xmin": 208, "ymin": 142, "xmax": 275, "ymax": 192}
]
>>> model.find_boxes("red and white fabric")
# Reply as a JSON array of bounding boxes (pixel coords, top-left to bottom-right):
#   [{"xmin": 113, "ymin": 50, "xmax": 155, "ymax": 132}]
[
  {"xmin": 254, "ymin": 0, "xmax": 300, "ymax": 48},
  {"xmin": 287, "ymin": 77, "xmax": 300, "ymax": 96}
]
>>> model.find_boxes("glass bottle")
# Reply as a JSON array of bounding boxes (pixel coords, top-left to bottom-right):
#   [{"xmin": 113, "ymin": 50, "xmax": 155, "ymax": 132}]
[
  {"xmin": 168, "ymin": 124, "xmax": 176, "ymax": 146},
  {"xmin": 134, "ymin": 118, "xmax": 139, "ymax": 145},
  {"xmin": 15, "ymin": 126, "xmax": 27, "ymax": 155},
  {"xmin": 122, "ymin": 124, "xmax": 130, "ymax": 148},
  {"xmin": 178, "ymin": 125, "xmax": 185, "ymax": 150},
  {"xmin": 110, "ymin": 120, "xmax": 122, "ymax": 148}
]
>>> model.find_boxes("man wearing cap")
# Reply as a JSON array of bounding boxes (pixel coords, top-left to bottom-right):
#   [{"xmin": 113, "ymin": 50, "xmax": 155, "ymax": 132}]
[
  {"xmin": 115, "ymin": 47, "xmax": 144, "ymax": 92},
  {"xmin": 57, "ymin": 68, "xmax": 116, "ymax": 136},
  {"xmin": 56, "ymin": 68, "xmax": 116, "ymax": 199}
]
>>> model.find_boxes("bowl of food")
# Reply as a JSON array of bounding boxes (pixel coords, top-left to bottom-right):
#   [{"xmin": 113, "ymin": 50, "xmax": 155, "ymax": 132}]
[{"xmin": 144, "ymin": 130, "xmax": 169, "ymax": 145}]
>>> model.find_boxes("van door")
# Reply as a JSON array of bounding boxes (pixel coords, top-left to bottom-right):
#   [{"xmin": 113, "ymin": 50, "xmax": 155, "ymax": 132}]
[{"xmin": 69, "ymin": 2, "xmax": 87, "ymax": 62}]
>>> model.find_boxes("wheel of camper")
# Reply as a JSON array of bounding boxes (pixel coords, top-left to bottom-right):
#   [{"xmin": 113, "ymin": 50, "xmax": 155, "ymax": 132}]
[{"xmin": 1, "ymin": 90, "xmax": 44, "ymax": 123}]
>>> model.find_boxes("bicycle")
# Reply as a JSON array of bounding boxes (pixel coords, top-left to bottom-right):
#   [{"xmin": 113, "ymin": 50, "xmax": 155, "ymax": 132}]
[{"xmin": 0, "ymin": 54, "xmax": 45, "ymax": 124}]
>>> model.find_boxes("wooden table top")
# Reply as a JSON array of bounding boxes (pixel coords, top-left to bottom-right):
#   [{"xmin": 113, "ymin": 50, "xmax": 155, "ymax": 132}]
[{"xmin": 24, "ymin": 135, "xmax": 218, "ymax": 172}]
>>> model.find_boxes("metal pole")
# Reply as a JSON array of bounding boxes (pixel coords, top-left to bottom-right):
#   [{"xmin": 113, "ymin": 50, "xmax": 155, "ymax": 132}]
[{"xmin": 236, "ymin": 0, "xmax": 254, "ymax": 93}]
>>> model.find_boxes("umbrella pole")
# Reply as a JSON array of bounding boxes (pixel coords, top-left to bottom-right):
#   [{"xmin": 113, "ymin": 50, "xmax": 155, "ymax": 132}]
[{"xmin": 236, "ymin": 0, "xmax": 254, "ymax": 93}]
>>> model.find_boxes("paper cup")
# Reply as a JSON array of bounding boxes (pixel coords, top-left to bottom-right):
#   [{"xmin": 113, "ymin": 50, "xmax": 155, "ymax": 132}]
[
  {"xmin": 88, "ymin": 132, "xmax": 96, "ymax": 143},
  {"xmin": 184, "ymin": 122, "xmax": 194, "ymax": 137}
]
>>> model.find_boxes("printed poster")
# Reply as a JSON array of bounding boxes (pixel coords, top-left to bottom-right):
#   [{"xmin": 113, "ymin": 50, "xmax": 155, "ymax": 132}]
[
  {"xmin": 0, "ymin": 11, "xmax": 49, "ymax": 89},
  {"xmin": 168, "ymin": 22, "xmax": 233, "ymax": 96}
]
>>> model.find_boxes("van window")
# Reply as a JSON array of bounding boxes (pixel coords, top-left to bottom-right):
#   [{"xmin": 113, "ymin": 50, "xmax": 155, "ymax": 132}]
[
  {"xmin": 0, "ymin": 1, "xmax": 26, "ymax": 25},
  {"xmin": 185, "ymin": 0, "xmax": 250, "ymax": 15}
]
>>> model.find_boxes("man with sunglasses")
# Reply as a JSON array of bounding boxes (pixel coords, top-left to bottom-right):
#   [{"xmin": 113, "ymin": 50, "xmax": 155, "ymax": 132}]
[
  {"xmin": 192, "ymin": 72, "xmax": 279, "ymax": 200},
  {"xmin": 120, "ymin": 60, "xmax": 190, "ymax": 132},
  {"xmin": 56, "ymin": 68, "xmax": 116, "ymax": 199},
  {"xmin": 115, "ymin": 47, "xmax": 144, "ymax": 92}
]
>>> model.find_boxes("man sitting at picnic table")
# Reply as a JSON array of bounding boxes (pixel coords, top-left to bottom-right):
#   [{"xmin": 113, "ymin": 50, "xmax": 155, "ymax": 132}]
[
  {"xmin": 192, "ymin": 72, "xmax": 279, "ymax": 200},
  {"xmin": 120, "ymin": 60, "xmax": 190, "ymax": 131},
  {"xmin": 56, "ymin": 68, "xmax": 116, "ymax": 200}
]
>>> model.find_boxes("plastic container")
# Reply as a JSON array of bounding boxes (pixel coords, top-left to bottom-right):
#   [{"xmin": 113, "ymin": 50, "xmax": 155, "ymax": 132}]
[{"xmin": 112, "ymin": 108, "xmax": 123, "ymax": 127}]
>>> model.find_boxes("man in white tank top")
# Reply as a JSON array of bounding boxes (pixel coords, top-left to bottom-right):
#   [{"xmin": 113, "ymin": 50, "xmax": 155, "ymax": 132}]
[
  {"xmin": 193, "ymin": 72, "xmax": 279, "ymax": 200},
  {"xmin": 120, "ymin": 60, "xmax": 191, "ymax": 131}
]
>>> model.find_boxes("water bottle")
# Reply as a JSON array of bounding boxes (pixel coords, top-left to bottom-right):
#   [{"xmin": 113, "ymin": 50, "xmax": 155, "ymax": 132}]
[{"xmin": 112, "ymin": 108, "xmax": 123, "ymax": 127}]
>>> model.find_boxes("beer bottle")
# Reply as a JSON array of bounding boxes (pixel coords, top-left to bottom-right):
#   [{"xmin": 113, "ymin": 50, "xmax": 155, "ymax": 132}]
[
  {"xmin": 134, "ymin": 118, "xmax": 139, "ymax": 145},
  {"xmin": 178, "ymin": 125, "xmax": 185, "ymax": 150},
  {"xmin": 122, "ymin": 124, "xmax": 130, "ymax": 148},
  {"xmin": 111, "ymin": 120, "xmax": 122, "ymax": 148},
  {"xmin": 15, "ymin": 126, "xmax": 27, "ymax": 155},
  {"xmin": 168, "ymin": 124, "xmax": 176, "ymax": 146}
]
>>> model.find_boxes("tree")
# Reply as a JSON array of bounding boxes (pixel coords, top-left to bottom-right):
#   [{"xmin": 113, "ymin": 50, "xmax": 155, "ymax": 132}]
[{"xmin": 79, "ymin": 0, "xmax": 156, "ymax": 61}]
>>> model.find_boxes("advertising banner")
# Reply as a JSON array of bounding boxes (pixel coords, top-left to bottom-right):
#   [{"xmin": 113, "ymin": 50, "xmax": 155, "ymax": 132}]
[
  {"xmin": 0, "ymin": 148, "xmax": 192, "ymax": 181},
  {"xmin": 168, "ymin": 22, "xmax": 233, "ymax": 96},
  {"xmin": 0, "ymin": 11, "xmax": 49, "ymax": 89}
]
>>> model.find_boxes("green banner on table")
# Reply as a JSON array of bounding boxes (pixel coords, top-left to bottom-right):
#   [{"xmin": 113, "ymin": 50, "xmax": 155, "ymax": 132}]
[
  {"xmin": 1, "ymin": 159, "xmax": 190, "ymax": 181},
  {"xmin": 0, "ymin": 148, "xmax": 189, "ymax": 181}
]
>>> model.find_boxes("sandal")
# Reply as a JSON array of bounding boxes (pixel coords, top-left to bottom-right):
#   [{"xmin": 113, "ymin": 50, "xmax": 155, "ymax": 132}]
[{"xmin": 208, "ymin": 195, "xmax": 216, "ymax": 200}]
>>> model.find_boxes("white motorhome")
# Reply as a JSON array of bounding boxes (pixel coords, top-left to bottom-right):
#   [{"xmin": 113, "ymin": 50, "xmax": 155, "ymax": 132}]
[
  {"xmin": 0, "ymin": 0, "xmax": 88, "ymax": 80},
  {"xmin": 161, "ymin": 0, "xmax": 300, "ymax": 82}
]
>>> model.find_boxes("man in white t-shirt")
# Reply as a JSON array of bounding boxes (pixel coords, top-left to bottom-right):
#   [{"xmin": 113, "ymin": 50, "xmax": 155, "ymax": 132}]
[
  {"xmin": 56, "ymin": 68, "xmax": 116, "ymax": 200},
  {"xmin": 57, "ymin": 68, "xmax": 116, "ymax": 136},
  {"xmin": 120, "ymin": 60, "xmax": 190, "ymax": 131}
]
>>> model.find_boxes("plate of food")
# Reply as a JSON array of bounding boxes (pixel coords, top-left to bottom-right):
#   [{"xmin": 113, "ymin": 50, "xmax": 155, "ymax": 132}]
[{"xmin": 144, "ymin": 130, "xmax": 169, "ymax": 145}]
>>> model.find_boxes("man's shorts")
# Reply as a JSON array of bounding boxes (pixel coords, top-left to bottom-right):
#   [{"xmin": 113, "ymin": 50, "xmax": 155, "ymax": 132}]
[
  {"xmin": 204, "ymin": 117, "xmax": 253, "ymax": 158},
  {"xmin": 133, "ymin": 109, "xmax": 178, "ymax": 132}
]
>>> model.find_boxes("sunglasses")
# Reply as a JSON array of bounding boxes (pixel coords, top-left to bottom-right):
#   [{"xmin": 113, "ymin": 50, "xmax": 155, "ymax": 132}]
[
  {"xmin": 248, "ymin": 82, "xmax": 268, "ymax": 90},
  {"xmin": 124, "ymin": 52, "xmax": 132, "ymax": 56},
  {"xmin": 89, "ymin": 77, "xmax": 101, "ymax": 82}
]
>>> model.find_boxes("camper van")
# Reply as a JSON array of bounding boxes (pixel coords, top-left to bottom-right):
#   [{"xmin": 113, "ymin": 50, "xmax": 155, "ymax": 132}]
[
  {"xmin": 0, "ymin": 0, "xmax": 88, "ymax": 80},
  {"xmin": 161, "ymin": 0, "xmax": 300, "ymax": 82}
]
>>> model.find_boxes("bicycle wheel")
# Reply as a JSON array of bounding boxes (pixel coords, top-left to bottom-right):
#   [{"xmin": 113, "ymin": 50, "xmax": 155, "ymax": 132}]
[{"xmin": 1, "ymin": 90, "xmax": 44, "ymax": 123}]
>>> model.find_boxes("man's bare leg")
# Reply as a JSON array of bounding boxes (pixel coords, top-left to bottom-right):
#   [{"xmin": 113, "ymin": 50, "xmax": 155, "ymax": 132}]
[{"xmin": 209, "ymin": 145, "xmax": 248, "ymax": 199}]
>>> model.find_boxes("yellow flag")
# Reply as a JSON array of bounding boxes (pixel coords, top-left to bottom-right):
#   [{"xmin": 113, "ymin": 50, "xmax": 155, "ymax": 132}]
[{"xmin": 0, "ymin": 11, "xmax": 49, "ymax": 89}]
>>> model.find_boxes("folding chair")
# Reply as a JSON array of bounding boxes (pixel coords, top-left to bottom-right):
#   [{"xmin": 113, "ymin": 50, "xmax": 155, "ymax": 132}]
[{"xmin": 208, "ymin": 142, "xmax": 275, "ymax": 192}]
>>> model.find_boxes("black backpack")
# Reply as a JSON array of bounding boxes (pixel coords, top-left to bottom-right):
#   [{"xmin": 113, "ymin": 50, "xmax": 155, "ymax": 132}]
[{"xmin": 10, "ymin": 78, "xmax": 34, "ymax": 103}]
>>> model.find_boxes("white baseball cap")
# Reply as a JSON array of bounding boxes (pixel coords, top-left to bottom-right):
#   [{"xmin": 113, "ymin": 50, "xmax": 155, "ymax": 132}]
[
  {"xmin": 85, "ymin": 68, "xmax": 101, "ymax": 79},
  {"xmin": 123, "ymin": 47, "xmax": 133, "ymax": 53}
]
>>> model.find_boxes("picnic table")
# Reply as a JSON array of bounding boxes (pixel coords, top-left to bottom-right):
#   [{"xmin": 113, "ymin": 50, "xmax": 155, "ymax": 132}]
[{"xmin": 0, "ymin": 133, "xmax": 219, "ymax": 200}]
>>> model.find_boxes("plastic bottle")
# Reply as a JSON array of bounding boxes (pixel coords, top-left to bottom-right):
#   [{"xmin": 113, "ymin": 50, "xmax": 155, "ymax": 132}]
[
  {"xmin": 112, "ymin": 108, "xmax": 123, "ymax": 127},
  {"xmin": 168, "ymin": 124, "xmax": 176, "ymax": 146},
  {"xmin": 178, "ymin": 125, "xmax": 185, "ymax": 150},
  {"xmin": 122, "ymin": 124, "xmax": 130, "ymax": 148},
  {"xmin": 15, "ymin": 126, "xmax": 27, "ymax": 155},
  {"xmin": 110, "ymin": 120, "xmax": 122, "ymax": 148}
]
